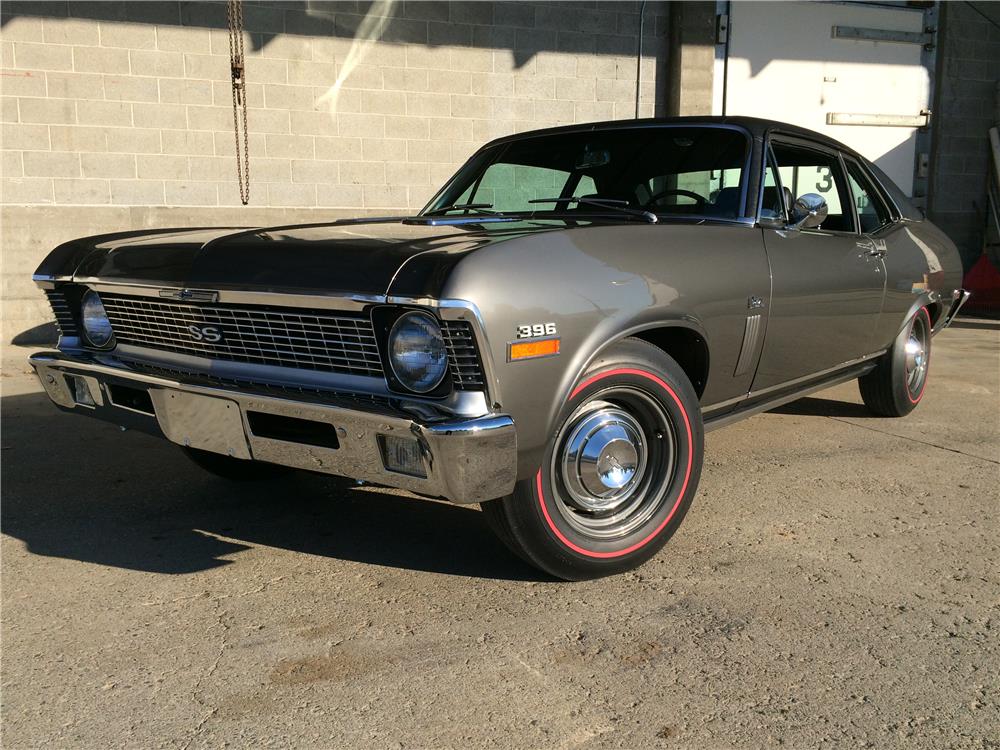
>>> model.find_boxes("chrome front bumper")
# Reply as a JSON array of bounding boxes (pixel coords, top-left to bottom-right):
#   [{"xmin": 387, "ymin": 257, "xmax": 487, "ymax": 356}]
[{"xmin": 29, "ymin": 351, "xmax": 517, "ymax": 504}]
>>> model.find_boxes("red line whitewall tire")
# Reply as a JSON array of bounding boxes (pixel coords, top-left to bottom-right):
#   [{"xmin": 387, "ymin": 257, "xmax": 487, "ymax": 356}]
[
  {"xmin": 482, "ymin": 339, "xmax": 704, "ymax": 580},
  {"xmin": 859, "ymin": 307, "xmax": 931, "ymax": 418}
]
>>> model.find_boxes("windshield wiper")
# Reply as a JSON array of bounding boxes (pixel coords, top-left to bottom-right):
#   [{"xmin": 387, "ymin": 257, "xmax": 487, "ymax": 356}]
[
  {"xmin": 527, "ymin": 197, "xmax": 658, "ymax": 224},
  {"xmin": 424, "ymin": 202, "xmax": 496, "ymax": 216}
]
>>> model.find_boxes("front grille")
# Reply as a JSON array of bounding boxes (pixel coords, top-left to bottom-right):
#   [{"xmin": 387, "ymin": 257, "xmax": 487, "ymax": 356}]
[
  {"xmin": 441, "ymin": 320, "xmax": 485, "ymax": 390},
  {"xmin": 45, "ymin": 289, "xmax": 77, "ymax": 337},
  {"xmin": 101, "ymin": 294, "xmax": 384, "ymax": 378}
]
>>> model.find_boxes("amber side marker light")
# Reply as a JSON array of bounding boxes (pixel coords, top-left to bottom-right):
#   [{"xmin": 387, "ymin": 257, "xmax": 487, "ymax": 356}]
[{"xmin": 508, "ymin": 337, "xmax": 561, "ymax": 361}]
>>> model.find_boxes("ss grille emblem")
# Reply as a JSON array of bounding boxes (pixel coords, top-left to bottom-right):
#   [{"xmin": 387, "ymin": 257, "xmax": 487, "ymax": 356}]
[{"xmin": 188, "ymin": 325, "xmax": 222, "ymax": 343}]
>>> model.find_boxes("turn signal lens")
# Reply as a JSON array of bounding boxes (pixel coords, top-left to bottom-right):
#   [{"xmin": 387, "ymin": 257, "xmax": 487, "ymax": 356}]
[
  {"xmin": 509, "ymin": 338, "xmax": 560, "ymax": 361},
  {"xmin": 380, "ymin": 434, "xmax": 427, "ymax": 478}
]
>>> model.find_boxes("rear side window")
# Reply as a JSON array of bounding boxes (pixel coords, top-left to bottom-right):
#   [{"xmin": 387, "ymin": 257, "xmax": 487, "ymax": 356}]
[
  {"xmin": 771, "ymin": 141, "xmax": 853, "ymax": 232},
  {"xmin": 844, "ymin": 158, "xmax": 892, "ymax": 233}
]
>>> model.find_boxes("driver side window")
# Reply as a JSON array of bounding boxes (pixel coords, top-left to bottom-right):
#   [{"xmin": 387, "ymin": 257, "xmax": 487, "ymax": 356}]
[{"xmin": 771, "ymin": 142, "xmax": 853, "ymax": 232}]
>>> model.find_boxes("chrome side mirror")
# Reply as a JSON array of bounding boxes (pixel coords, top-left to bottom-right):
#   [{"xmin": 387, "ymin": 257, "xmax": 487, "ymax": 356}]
[{"xmin": 789, "ymin": 193, "xmax": 828, "ymax": 230}]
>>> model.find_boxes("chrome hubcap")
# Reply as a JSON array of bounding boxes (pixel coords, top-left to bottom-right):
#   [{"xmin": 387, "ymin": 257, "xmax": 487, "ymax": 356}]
[
  {"xmin": 562, "ymin": 403, "xmax": 646, "ymax": 512},
  {"xmin": 552, "ymin": 387, "xmax": 676, "ymax": 539},
  {"xmin": 904, "ymin": 314, "xmax": 929, "ymax": 395}
]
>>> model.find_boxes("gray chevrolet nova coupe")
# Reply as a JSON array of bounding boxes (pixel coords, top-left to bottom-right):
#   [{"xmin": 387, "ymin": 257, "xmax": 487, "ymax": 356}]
[{"xmin": 30, "ymin": 116, "xmax": 969, "ymax": 579}]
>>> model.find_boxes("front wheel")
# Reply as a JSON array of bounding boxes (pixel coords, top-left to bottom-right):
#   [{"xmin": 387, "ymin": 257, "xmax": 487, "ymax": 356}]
[
  {"xmin": 859, "ymin": 306, "xmax": 932, "ymax": 417},
  {"xmin": 482, "ymin": 339, "xmax": 704, "ymax": 580}
]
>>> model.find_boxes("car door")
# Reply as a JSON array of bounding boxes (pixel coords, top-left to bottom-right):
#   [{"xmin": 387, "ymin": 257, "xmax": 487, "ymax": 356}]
[{"xmin": 751, "ymin": 136, "xmax": 886, "ymax": 392}]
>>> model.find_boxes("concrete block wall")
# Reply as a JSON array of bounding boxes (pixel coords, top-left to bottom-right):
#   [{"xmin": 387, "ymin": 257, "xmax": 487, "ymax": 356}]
[
  {"xmin": 0, "ymin": 1, "xmax": 670, "ymax": 344},
  {"xmin": 929, "ymin": 1, "xmax": 1000, "ymax": 272}
]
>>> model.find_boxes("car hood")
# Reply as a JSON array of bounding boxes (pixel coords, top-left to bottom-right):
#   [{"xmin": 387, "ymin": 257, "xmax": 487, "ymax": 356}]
[{"xmin": 39, "ymin": 218, "xmax": 566, "ymax": 299}]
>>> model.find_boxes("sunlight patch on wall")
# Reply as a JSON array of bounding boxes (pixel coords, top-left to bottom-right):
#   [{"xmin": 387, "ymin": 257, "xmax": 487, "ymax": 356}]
[{"xmin": 316, "ymin": 0, "xmax": 397, "ymax": 117}]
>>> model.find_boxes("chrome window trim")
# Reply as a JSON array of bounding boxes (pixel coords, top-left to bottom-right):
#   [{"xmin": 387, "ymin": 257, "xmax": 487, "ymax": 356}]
[
  {"xmin": 756, "ymin": 142, "xmax": 786, "ymax": 225},
  {"xmin": 761, "ymin": 133, "xmax": 862, "ymax": 234},
  {"xmin": 841, "ymin": 154, "xmax": 895, "ymax": 235}
]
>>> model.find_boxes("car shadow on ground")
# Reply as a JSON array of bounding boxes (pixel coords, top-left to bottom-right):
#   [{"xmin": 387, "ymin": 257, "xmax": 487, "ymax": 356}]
[
  {"xmin": 1, "ymin": 390, "xmax": 546, "ymax": 581},
  {"xmin": 949, "ymin": 318, "xmax": 1000, "ymax": 330},
  {"xmin": 768, "ymin": 396, "xmax": 873, "ymax": 419}
]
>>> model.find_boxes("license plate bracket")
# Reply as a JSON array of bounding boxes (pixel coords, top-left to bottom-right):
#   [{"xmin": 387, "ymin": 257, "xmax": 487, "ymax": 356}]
[{"xmin": 149, "ymin": 389, "xmax": 251, "ymax": 459}]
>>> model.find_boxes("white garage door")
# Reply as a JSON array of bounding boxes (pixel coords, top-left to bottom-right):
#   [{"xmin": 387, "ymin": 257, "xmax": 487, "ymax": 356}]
[{"xmin": 720, "ymin": 0, "xmax": 933, "ymax": 197}]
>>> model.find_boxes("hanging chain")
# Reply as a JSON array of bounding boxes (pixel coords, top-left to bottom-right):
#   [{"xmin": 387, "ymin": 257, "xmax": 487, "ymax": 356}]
[{"xmin": 227, "ymin": 0, "xmax": 250, "ymax": 205}]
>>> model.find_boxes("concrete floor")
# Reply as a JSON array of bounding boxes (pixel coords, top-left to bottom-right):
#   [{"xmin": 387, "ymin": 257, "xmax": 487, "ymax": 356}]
[{"xmin": 2, "ymin": 323, "xmax": 998, "ymax": 749}]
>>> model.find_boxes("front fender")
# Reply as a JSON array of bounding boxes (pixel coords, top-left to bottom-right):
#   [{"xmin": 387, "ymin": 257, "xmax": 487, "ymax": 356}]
[{"xmin": 440, "ymin": 223, "xmax": 768, "ymax": 479}]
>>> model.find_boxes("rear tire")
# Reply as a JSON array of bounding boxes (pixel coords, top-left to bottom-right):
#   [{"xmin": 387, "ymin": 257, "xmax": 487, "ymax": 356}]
[
  {"xmin": 481, "ymin": 338, "xmax": 703, "ymax": 580},
  {"xmin": 859, "ymin": 306, "xmax": 931, "ymax": 417},
  {"xmin": 183, "ymin": 447, "xmax": 292, "ymax": 481}
]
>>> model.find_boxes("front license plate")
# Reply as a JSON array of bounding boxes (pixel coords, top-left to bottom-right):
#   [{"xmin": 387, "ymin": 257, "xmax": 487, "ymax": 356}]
[{"xmin": 148, "ymin": 389, "xmax": 251, "ymax": 459}]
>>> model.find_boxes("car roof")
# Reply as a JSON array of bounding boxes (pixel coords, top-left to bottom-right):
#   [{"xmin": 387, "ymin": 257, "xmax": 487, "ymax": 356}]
[
  {"xmin": 484, "ymin": 116, "xmax": 863, "ymax": 161},
  {"xmin": 479, "ymin": 116, "xmax": 922, "ymax": 221}
]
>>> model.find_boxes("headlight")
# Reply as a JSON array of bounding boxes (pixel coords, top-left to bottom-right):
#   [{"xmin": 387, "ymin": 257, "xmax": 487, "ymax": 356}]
[
  {"xmin": 81, "ymin": 290, "xmax": 114, "ymax": 348},
  {"xmin": 388, "ymin": 311, "xmax": 447, "ymax": 393}
]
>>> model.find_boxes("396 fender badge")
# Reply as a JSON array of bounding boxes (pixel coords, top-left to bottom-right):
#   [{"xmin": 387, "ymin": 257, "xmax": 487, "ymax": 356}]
[{"xmin": 517, "ymin": 322, "xmax": 557, "ymax": 338}]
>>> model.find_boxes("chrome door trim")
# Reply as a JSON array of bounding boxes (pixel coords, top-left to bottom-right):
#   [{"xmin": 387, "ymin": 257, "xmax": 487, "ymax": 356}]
[
  {"xmin": 701, "ymin": 349, "xmax": 887, "ymax": 414},
  {"xmin": 703, "ymin": 360, "xmax": 878, "ymax": 433},
  {"xmin": 748, "ymin": 350, "xmax": 886, "ymax": 399}
]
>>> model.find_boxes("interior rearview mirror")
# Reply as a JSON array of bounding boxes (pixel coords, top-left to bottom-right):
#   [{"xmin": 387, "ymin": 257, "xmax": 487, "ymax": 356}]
[{"xmin": 789, "ymin": 193, "xmax": 828, "ymax": 230}]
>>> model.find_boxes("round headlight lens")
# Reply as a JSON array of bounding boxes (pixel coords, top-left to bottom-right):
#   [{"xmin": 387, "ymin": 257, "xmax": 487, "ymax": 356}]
[
  {"xmin": 388, "ymin": 312, "xmax": 447, "ymax": 393},
  {"xmin": 81, "ymin": 290, "xmax": 114, "ymax": 348}
]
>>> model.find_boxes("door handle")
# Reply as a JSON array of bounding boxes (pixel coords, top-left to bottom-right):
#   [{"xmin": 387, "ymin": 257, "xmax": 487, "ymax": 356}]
[{"xmin": 857, "ymin": 239, "xmax": 886, "ymax": 259}]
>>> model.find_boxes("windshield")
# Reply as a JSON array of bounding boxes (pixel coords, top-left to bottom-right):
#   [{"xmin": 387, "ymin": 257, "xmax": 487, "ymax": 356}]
[{"xmin": 423, "ymin": 126, "xmax": 750, "ymax": 220}]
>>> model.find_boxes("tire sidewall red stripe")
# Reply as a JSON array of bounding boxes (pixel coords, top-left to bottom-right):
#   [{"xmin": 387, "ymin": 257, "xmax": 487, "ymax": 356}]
[{"xmin": 536, "ymin": 368, "xmax": 694, "ymax": 559}]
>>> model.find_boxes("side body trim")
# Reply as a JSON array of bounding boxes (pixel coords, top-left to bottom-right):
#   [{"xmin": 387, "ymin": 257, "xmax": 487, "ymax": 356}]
[
  {"xmin": 702, "ymin": 349, "xmax": 887, "ymax": 417},
  {"xmin": 733, "ymin": 314, "xmax": 763, "ymax": 376}
]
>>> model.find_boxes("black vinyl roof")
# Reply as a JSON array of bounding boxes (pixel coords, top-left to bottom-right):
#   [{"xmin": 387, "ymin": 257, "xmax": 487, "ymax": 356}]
[{"xmin": 486, "ymin": 116, "xmax": 854, "ymax": 158}]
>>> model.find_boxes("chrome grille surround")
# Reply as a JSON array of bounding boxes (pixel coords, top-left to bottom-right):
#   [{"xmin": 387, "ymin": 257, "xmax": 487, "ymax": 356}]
[
  {"xmin": 101, "ymin": 294, "xmax": 384, "ymax": 378},
  {"xmin": 45, "ymin": 289, "xmax": 78, "ymax": 337}
]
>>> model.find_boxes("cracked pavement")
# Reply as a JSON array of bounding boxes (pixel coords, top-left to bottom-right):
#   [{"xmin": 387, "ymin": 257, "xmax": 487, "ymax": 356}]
[{"xmin": 2, "ymin": 322, "xmax": 998, "ymax": 748}]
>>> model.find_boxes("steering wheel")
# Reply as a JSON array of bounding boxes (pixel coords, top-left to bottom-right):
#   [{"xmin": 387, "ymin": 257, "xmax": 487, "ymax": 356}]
[{"xmin": 644, "ymin": 188, "xmax": 707, "ymax": 211}]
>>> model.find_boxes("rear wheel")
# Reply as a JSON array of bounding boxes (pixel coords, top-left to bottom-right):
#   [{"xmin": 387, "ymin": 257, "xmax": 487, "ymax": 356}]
[
  {"xmin": 482, "ymin": 339, "xmax": 703, "ymax": 580},
  {"xmin": 859, "ymin": 306, "xmax": 931, "ymax": 417},
  {"xmin": 183, "ymin": 447, "xmax": 292, "ymax": 481}
]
